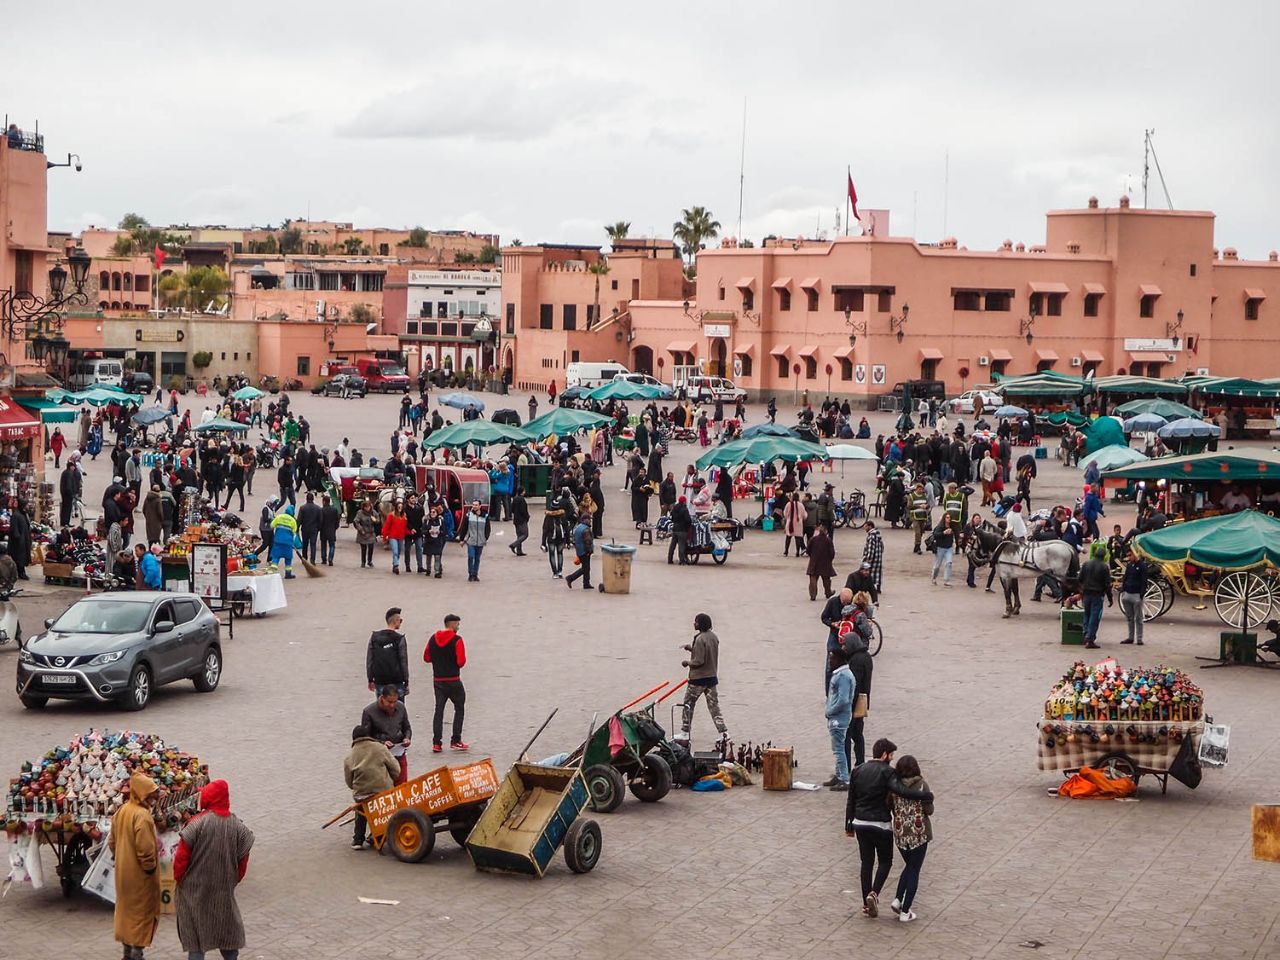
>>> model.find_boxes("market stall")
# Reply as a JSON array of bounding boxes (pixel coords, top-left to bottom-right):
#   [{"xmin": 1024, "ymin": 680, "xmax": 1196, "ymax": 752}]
[
  {"xmin": 1181, "ymin": 376, "xmax": 1280, "ymax": 439},
  {"xmin": 1101, "ymin": 448, "xmax": 1280, "ymax": 520},
  {"xmin": 4, "ymin": 729, "xmax": 208, "ymax": 899},
  {"xmin": 1037, "ymin": 660, "xmax": 1223, "ymax": 794}
]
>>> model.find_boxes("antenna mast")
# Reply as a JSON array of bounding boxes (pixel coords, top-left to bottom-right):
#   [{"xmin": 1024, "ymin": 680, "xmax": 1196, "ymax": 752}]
[
  {"xmin": 736, "ymin": 98, "xmax": 747, "ymax": 241},
  {"xmin": 1143, "ymin": 129, "xmax": 1174, "ymax": 210}
]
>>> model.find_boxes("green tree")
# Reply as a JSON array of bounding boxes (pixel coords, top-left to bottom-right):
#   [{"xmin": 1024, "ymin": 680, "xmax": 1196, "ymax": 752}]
[
  {"xmin": 118, "ymin": 212, "xmax": 150, "ymax": 231},
  {"xmin": 342, "ymin": 237, "xmax": 364, "ymax": 255},
  {"xmin": 478, "ymin": 244, "xmax": 499, "ymax": 264},
  {"xmin": 403, "ymin": 226, "xmax": 429, "ymax": 248},
  {"xmin": 279, "ymin": 227, "xmax": 303, "ymax": 254},
  {"xmin": 348, "ymin": 303, "xmax": 375, "ymax": 325},
  {"xmin": 455, "ymin": 251, "xmax": 477, "ymax": 265},
  {"xmin": 158, "ymin": 266, "xmax": 230, "ymax": 311},
  {"xmin": 588, "ymin": 260, "xmax": 610, "ymax": 328},
  {"xmin": 672, "ymin": 206, "xmax": 720, "ymax": 275},
  {"xmin": 605, "ymin": 221, "xmax": 631, "ymax": 245},
  {"xmin": 191, "ymin": 351, "xmax": 213, "ymax": 370}
]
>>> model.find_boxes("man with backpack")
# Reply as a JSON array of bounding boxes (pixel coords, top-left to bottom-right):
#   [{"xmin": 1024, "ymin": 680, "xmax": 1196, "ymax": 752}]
[
  {"xmin": 365, "ymin": 607, "xmax": 409, "ymax": 699},
  {"xmin": 565, "ymin": 512, "xmax": 595, "ymax": 590}
]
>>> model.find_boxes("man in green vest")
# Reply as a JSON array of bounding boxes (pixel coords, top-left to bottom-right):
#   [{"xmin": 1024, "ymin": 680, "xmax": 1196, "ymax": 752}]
[
  {"xmin": 908, "ymin": 482, "xmax": 931, "ymax": 555},
  {"xmin": 942, "ymin": 481, "xmax": 968, "ymax": 528}
]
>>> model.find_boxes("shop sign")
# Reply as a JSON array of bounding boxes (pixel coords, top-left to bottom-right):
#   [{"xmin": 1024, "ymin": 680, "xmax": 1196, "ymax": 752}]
[
  {"xmin": 703, "ymin": 323, "xmax": 731, "ymax": 339},
  {"xmin": 408, "ymin": 270, "xmax": 496, "ymax": 287},
  {"xmin": 1123, "ymin": 338, "xmax": 1178, "ymax": 351}
]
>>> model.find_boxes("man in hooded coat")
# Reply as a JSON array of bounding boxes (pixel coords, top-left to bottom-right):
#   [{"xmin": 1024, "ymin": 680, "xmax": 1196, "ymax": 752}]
[{"xmin": 110, "ymin": 773, "xmax": 161, "ymax": 959}]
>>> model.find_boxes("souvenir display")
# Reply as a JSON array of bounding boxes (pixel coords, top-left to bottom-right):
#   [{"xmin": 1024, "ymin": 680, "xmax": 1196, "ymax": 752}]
[{"xmin": 1044, "ymin": 660, "xmax": 1203, "ymax": 724}]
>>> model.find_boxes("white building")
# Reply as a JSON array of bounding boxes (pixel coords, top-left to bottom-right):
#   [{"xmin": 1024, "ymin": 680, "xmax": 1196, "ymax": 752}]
[{"xmin": 401, "ymin": 268, "xmax": 503, "ymax": 375}]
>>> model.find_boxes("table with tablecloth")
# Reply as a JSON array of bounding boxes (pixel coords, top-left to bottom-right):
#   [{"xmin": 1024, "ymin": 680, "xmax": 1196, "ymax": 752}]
[{"xmin": 226, "ymin": 572, "xmax": 287, "ymax": 616}]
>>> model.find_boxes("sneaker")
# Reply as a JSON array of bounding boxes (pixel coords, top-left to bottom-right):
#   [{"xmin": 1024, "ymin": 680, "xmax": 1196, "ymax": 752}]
[
  {"xmin": 899, "ymin": 911, "xmax": 917, "ymax": 923},
  {"xmin": 393, "ymin": 567, "xmax": 399, "ymax": 575},
  {"xmin": 351, "ymin": 841, "xmax": 364, "ymax": 850},
  {"xmin": 432, "ymin": 744, "xmax": 443, "ymax": 753},
  {"xmin": 890, "ymin": 898, "xmax": 902, "ymax": 915},
  {"xmin": 434, "ymin": 572, "xmax": 442, "ymax": 579},
  {"xmin": 865, "ymin": 891, "xmax": 878, "ymax": 918},
  {"xmin": 450, "ymin": 741, "xmax": 469, "ymax": 751}
]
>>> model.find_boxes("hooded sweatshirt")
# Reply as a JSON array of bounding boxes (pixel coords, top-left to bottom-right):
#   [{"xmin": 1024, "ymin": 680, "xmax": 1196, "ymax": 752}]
[{"xmin": 425, "ymin": 629, "xmax": 467, "ymax": 681}]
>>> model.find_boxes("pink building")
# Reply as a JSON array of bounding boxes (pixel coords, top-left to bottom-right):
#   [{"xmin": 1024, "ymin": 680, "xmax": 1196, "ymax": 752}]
[{"xmin": 513, "ymin": 198, "xmax": 1277, "ymax": 403}]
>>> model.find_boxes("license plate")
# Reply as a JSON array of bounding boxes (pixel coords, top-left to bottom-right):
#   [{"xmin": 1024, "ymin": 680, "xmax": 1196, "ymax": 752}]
[{"xmin": 40, "ymin": 674, "xmax": 77, "ymax": 685}]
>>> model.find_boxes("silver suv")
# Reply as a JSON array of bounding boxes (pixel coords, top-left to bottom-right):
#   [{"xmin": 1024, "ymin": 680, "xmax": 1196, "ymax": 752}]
[{"xmin": 16, "ymin": 593, "xmax": 222, "ymax": 711}]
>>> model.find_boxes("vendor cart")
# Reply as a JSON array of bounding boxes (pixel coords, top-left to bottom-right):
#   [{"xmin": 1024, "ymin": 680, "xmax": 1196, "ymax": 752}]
[
  {"xmin": 1037, "ymin": 718, "xmax": 1206, "ymax": 794},
  {"xmin": 564, "ymin": 682, "xmax": 684, "ymax": 813},
  {"xmin": 685, "ymin": 517, "xmax": 745, "ymax": 565},
  {"xmin": 465, "ymin": 763, "xmax": 602, "ymax": 876},
  {"xmin": 323, "ymin": 759, "xmax": 499, "ymax": 863}
]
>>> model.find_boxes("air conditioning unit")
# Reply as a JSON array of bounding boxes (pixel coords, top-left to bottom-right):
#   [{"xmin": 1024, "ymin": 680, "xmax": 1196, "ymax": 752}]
[
  {"xmin": 315, "ymin": 299, "xmax": 326, "ymax": 318},
  {"xmin": 1196, "ymin": 367, "xmax": 1210, "ymax": 376},
  {"xmin": 977, "ymin": 356, "xmax": 990, "ymax": 366},
  {"xmin": 1166, "ymin": 353, "xmax": 1177, "ymax": 363},
  {"xmin": 1070, "ymin": 356, "xmax": 1082, "ymax": 367}
]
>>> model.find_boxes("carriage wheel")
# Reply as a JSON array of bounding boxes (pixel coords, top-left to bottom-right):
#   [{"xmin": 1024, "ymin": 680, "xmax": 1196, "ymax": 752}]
[
  {"xmin": 1142, "ymin": 577, "xmax": 1173, "ymax": 622},
  {"xmin": 1214, "ymin": 571, "xmax": 1275, "ymax": 629}
]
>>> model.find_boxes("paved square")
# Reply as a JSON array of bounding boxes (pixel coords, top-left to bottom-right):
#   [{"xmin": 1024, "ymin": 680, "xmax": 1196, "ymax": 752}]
[{"xmin": 3, "ymin": 390, "xmax": 1278, "ymax": 959}]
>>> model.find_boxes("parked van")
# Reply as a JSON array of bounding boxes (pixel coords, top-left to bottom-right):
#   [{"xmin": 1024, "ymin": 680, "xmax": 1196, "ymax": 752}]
[
  {"xmin": 69, "ymin": 359, "xmax": 124, "ymax": 390},
  {"xmin": 565, "ymin": 361, "xmax": 630, "ymax": 389},
  {"xmin": 684, "ymin": 375, "xmax": 747, "ymax": 404},
  {"xmin": 355, "ymin": 357, "xmax": 410, "ymax": 393}
]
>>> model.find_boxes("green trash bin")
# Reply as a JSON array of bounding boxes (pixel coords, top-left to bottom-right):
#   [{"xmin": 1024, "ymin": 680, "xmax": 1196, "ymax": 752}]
[
  {"xmin": 1060, "ymin": 608, "xmax": 1085, "ymax": 645},
  {"xmin": 519, "ymin": 463, "xmax": 552, "ymax": 498}
]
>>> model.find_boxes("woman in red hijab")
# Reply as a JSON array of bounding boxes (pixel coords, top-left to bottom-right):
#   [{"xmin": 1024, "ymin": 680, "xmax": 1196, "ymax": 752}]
[{"xmin": 173, "ymin": 780, "xmax": 255, "ymax": 960}]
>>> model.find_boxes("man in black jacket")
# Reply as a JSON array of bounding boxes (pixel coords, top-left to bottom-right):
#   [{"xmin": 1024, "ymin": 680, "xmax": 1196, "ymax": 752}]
[
  {"xmin": 319, "ymin": 493, "xmax": 341, "ymax": 566},
  {"xmin": 843, "ymin": 562, "xmax": 880, "ymax": 609},
  {"xmin": 277, "ymin": 455, "xmax": 296, "ymax": 506},
  {"xmin": 297, "ymin": 491, "xmax": 323, "ymax": 563},
  {"xmin": 844, "ymin": 738, "xmax": 934, "ymax": 917},
  {"xmin": 668, "ymin": 496, "xmax": 693, "ymax": 566},
  {"xmin": 59, "ymin": 461, "xmax": 82, "ymax": 528},
  {"xmin": 405, "ymin": 493, "xmax": 426, "ymax": 573},
  {"xmin": 366, "ymin": 607, "xmax": 409, "ymax": 698},
  {"xmin": 820, "ymin": 588, "xmax": 854, "ymax": 692},
  {"xmin": 509, "ymin": 486, "xmax": 530, "ymax": 556}
]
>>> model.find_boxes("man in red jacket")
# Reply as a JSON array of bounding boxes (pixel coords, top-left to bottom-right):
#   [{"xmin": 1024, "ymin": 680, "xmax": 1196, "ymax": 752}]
[{"xmin": 424, "ymin": 613, "xmax": 468, "ymax": 752}]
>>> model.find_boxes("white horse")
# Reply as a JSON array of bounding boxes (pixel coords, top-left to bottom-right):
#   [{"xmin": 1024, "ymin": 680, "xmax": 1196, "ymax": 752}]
[{"xmin": 969, "ymin": 526, "xmax": 1080, "ymax": 618}]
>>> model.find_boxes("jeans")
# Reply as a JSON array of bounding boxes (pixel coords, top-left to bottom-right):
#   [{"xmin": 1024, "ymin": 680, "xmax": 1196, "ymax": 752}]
[
  {"xmin": 1120, "ymin": 591, "xmax": 1144, "ymax": 643},
  {"xmin": 302, "ymin": 530, "xmax": 318, "ymax": 562},
  {"xmin": 547, "ymin": 543, "xmax": 564, "ymax": 576},
  {"xmin": 321, "ymin": 536, "xmax": 336, "ymax": 564},
  {"xmin": 432, "ymin": 680, "xmax": 466, "ymax": 745},
  {"xmin": 389, "ymin": 537, "xmax": 404, "ymax": 570},
  {"xmin": 512, "ymin": 522, "xmax": 529, "ymax": 554},
  {"xmin": 566, "ymin": 553, "xmax": 592, "ymax": 588},
  {"xmin": 894, "ymin": 843, "xmax": 928, "ymax": 912},
  {"xmin": 844, "ymin": 716, "xmax": 866, "ymax": 768},
  {"xmin": 1083, "ymin": 593, "xmax": 1104, "ymax": 642},
  {"xmin": 931, "ymin": 545, "xmax": 954, "ymax": 584},
  {"xmin": 829, "ymin": 721, "xmax": 850, "ymax": 782},
  {"xmin": 466, "ymin": 544, "xmax": 484, "ymax": 578},
  {"xmin": 854, "ymin": 826, "xmax": 895, "ymax": 899},
  {"xmin": 279, "ymin": 485, "xmax": 296, "ymax": 506}
]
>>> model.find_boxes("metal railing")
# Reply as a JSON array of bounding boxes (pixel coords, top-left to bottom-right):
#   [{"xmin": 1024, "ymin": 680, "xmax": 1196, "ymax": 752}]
[{"xmin": 3, "ymin": 116, "xmax": 44, "ymax": 153}]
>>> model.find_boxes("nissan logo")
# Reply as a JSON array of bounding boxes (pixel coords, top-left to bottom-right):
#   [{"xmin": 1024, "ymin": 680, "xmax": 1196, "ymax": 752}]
[{"xmin": 54, "ymin": 657, "xmax": 66, "ymax": 667}]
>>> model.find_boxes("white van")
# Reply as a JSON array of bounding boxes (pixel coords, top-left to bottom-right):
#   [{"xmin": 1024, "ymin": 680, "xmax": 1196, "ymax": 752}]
[
  {"xmin": 685, "ymin": 376, "xmax": 747, "ymax": 404},
  {"xmin": 565, "ymin": 361, "xmax": 630, "ymax": 389},
  {"xmin": 69, "ymin": 359, "xmax": 125, "ymax": 390}
]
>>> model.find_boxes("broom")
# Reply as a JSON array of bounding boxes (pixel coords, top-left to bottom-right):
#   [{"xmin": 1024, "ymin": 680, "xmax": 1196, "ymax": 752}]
[{"xmin": 295, "ymin": 549, "xmax": 325, "ymax": 577}]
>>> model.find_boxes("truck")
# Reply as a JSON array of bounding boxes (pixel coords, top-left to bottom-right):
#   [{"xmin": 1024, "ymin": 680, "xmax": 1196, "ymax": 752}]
[{"xmin": 355, "ymin": 357, "xmax": 411, "ymax": 393}]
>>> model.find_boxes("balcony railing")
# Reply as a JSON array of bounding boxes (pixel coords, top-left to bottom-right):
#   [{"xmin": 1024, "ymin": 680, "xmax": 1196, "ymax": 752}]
[{"xmin": 4, "ymin": 121, "xmax": 44, "ymax": 154}]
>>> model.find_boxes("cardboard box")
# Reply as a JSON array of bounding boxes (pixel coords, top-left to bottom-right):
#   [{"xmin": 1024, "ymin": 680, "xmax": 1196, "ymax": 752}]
[
  {"xmin": 158, "ymin": 860, "xmax": 175, "ymax": 914},
  {"xmin": 42, "ymin": 562, "xmax": 75, "ymax": 580}
]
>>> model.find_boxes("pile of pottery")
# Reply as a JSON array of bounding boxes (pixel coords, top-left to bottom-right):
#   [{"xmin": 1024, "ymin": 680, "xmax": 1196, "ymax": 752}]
[{"xmin": 1045, "ymin": 660, "xmax": 1203, "ymax": 723}]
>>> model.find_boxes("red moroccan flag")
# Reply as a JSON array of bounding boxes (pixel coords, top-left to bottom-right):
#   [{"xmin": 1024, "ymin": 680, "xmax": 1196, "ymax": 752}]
[
  {"xmin": 847, "ymin": 172, "xmax": 861, "ymax": 221},
  {"xmin": 153, "ymin": 244, "xmax": 166, "ymax": 271}
]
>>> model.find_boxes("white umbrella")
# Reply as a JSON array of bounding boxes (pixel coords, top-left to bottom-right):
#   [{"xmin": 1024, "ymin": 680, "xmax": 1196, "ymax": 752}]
[{"xmin": 825, "ymin": 444, "xmax": 877, "ymax": 460}]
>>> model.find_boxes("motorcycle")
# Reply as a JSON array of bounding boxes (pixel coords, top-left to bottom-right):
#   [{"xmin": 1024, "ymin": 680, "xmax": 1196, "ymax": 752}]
[
  {"xmin": 256, "ymin": 439, "xmax": 280, "ymax": 468},
  {"xmin": 0, "ymin": 585, "xmax": 22, "ymax": 647}
]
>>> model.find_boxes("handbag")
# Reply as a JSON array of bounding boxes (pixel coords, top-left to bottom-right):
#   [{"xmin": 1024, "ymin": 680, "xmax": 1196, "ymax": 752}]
[{"xmin": 853, "ymin": 693, "xmax": 868, "ymax": 719}]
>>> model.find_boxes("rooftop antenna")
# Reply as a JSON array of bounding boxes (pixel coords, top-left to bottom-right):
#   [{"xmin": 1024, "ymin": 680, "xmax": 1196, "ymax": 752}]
[
  {"xmin": 942, "ymin": 149, "xmax": 950, "ymax": 237},
  {"xmin": 736, "ymin": 97, "xmax": 747, "ymax": 241},
  {"xmin": 1142, "ymin": 129, "xmax": 1174, "ymax": 210}
]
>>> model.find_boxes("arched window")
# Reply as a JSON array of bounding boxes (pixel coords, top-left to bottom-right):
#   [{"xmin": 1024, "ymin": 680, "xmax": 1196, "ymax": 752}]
[
  {"xmin": 111, "ymin": 272, "xmax": 122, "ymax": 291},
  {"xmin": 99, "ymin": 270, "xmax": 110, "ymax": 290}
]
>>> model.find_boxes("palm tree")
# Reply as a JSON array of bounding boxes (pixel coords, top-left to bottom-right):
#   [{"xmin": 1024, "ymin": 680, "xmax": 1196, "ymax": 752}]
[
  {"xmin": 605, "ymin": 221, "xmax": 631, "ymax": 246},
  {"xmin": 672, "ymin": 207, "xmax": 720, "ymax": 275},
  {"xmin": 588, "ymin": 260, "xmax": 610, "ymax": 328}
]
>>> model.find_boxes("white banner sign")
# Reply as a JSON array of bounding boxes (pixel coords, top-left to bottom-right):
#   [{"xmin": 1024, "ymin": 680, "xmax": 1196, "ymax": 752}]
[
  {"xmin": 1123, "ymin": 338, "xmax": 1179, "ymax": 351},
  {"xmin": 703, "ymin": 324, "xmax": 731, "ymax": 339},
  {"xmin": 407, "ymin": 270, "xmax": 497, "ymax": 287}
]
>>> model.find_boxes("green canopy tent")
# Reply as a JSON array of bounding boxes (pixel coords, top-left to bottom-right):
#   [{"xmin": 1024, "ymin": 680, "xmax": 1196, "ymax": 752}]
[
  {"xmin": 1041, "ymin": 410, "xmax": 1090, "ymax": 428},
  {"xmin": 53, "ymin": 387, "xmax": 145, "ymax": 408},
  {"xmin": 421, "ymin": 420, "xmax": 533, "ymax": 450},
  {"xmin": 1113, "ymin": 398, "xmax": 1202, "ymax": 420},
  {"xmin": 523, "ymin": 408, "xmax": 612, "ymax": 441},
  {"xmin": 1078, "ymin": 415, "xmax": 1126, "ymax": 454},
  {"xmin": 695, "ymin": 436, "xmax": 829, "ymax": 471},
  {"xmin": 1132, "ymin": 511, "xmax": 1280, "ymax": 571},
  {"xmin": 1101, "ymin": 448, "xmax": 1280, "ymax": 483},
  {"xmin": 17, "ymin": 397, "xmax": 76, "ymax": 424},
  {"xmin": 1181, "ymin": 376, "xmax": 1280, "ymax": 399},
  {"xmin": 232, "ymin": 385, "xmax": 266, "ymax": 401},
  {"xmin": 1078, "ymin": 445, "xmax": 1147, "ymax": 472},
  {"xmin": 740, "ymin": 422, "xmax": 803, "ymax": 439},
  {"xmin": 1090, "ymin": 375, "xmax": 1189, "ymax": 397},
  {"xmin": 993, "ymin": 371, "xmax": 1090, "ymax": 398},
  {"xmin": 191, "ymin": 417, "xmax": 250, "ymax": 434},
  {"xmin": 583, "ymin": 380, "xmax": 665, "ymax": 401}
]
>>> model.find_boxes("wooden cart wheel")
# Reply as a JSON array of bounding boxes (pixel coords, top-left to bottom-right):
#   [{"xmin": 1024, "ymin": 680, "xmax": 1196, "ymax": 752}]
[
  {"xmin": 1142, "ymin": 576, "xmax": 1173, "ymax": 622},
  {"xmin": 1095, "ymin": 752, "xmax": 1140, "ymax": 784},
  {"xmin": 386, "ymin": 809, "xmax": 435, "ymax": 863},
  {"xmin": 563, "ymin": 818, "xmax": 602, "ymax": 874},
  {"xmin": 584, "ymin": 764, "xmax": 626, "ymax": 813},
  {"xmin": 628, "ymin": 753, "xmax": 672, "ymax": 803},
  {"xmin": 1214, "ymin": 571, "xmax": 1274, "ymax": 629}
]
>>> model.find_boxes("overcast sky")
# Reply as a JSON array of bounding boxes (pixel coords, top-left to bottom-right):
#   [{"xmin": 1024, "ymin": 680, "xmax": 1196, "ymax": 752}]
[{"xmin": 7, "ymin": 2, "xmax": 1279, "ymax": 257}]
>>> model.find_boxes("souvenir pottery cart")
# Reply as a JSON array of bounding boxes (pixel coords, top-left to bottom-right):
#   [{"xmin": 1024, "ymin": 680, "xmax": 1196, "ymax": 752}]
[
  {"xmin": 5, "ymin": 730, "xmax": 208, "ymax": 898},
  {"xmin": 321, "ymin": 759, "xmax": 499, "ymax": 863},
  {"xmin": 1037, "ymin": 661, "xmax": 1211, "ymax": 794}
]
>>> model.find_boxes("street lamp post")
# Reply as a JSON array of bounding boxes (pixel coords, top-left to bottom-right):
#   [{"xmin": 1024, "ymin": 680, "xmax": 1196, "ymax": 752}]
[{"xmin": 1, "ymin": 247, "xmax": 91, "ymax": 380}]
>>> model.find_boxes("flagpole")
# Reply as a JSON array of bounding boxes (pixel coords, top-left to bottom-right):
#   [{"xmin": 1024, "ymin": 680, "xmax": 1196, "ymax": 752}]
[{"xmin": 845, "ymin": 166, "xmax": 850, "ymax": 236}]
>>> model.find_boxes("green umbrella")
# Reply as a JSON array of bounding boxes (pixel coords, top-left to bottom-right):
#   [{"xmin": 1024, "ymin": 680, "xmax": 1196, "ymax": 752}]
[
  {"xmin": 740, "ymin": 422, "xmax": 801, "ymax": 439},
  {"xmin": 60, "ymin": 387, "xmax": 144, "ymax": 407},
  {"xmin": 1113, "ymin": 398, "xmax": 1201, "ymax": 420},
  {"xmin": 421, "ymin": 420, "xmax": 532, "ymax": 449},
  {"xmin": 1133, "ymin": 511, "xmax": 1280, "ymax": 571},
  {"xmin": 695, "ymin": 436, "xmax": 829, "ymax": 470},
  {"xmin": 584, "ymin": 380, "xmax": 664, "ymax": 401},
  {"xmin": 524, "ymin": 408, "xmax": 613, "ymax": 440},
  {"xmin": 233, "ymin": 385, "xmax": 266, "ymax": 401},
  {"xmin": 192, "ymin": 417, "xmax": 250, "ymax": 433}
]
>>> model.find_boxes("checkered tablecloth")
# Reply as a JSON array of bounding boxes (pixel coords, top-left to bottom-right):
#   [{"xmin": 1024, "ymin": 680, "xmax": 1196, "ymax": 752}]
[{"xmin": 1036, "ymin": 719, "xmax": 1204, "ymax": 772}]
